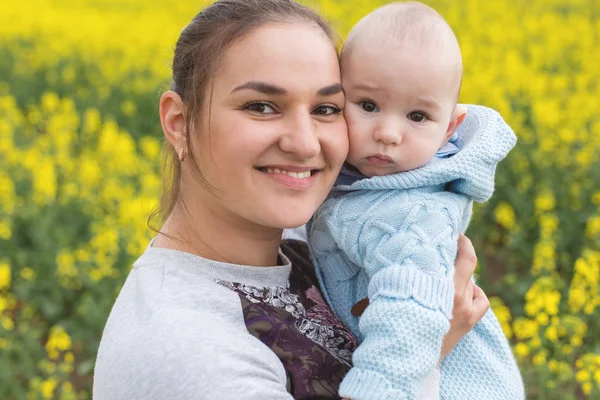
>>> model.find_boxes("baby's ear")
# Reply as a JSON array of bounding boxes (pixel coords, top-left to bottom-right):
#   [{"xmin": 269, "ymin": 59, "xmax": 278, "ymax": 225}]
[{"xmin": 444, "ymin": 106, "xmax": 468, "ymax": 142}]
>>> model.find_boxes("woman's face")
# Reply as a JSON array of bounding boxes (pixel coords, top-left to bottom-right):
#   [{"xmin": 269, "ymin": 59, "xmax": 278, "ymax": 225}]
[{"xmin": 189, "ymin": 22, "xmax": 348, "ymax": 230}]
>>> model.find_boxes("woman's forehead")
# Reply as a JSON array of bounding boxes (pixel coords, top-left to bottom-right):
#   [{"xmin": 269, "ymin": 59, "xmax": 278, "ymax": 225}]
[{"xmin": 215, "ymin": 23, "xmax": 341, "ymax": 93}]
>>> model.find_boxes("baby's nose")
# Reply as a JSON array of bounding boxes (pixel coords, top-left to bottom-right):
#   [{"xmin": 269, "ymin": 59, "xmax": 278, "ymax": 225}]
[{"xmin": 373, "ymin": 122, "xmax": 403, "ymax": 145}]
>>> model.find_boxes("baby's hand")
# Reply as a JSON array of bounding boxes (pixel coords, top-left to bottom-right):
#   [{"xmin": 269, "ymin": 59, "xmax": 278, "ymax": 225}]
[{"xmin": 439, "ymin": 234, "xmax": 489, "ymax": 363}]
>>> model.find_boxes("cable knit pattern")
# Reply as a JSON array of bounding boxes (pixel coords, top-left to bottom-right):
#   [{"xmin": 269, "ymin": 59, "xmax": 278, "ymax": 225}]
[{"xmin": 307, "ymin": 105, "xmax": 524, "ymax": 399}]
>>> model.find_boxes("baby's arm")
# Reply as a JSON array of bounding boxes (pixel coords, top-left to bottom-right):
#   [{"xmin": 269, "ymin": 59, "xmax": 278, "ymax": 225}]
[
  {"xmin": 439, "ymin": 309, "xmax": 525, "ymax": 399},
  {"xmin": 343, "ymin": 369, "xmax": 441, "ymax": 400},
  {"xmin": 331, "ymin": 192, "xmax": 466, "ymax": 400}
]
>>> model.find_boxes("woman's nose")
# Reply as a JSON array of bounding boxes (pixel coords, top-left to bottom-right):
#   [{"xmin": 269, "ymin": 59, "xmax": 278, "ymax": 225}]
[{"xmin": 279, "ymin": 112, "xmax": 320, "ymax": 158}]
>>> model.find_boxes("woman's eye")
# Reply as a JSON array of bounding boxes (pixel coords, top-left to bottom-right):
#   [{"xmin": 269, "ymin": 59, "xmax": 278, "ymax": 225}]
[
  {"xmin": 359, "ymin": 101, "xmax": 379, "ymax": 113},
  {"xmin": 245, "ymin": 102, "xmax": 276, "ymax": 115},
  {"xmin": 313, "ymin": 105, "xmax": 341, "ymax": 116},
  {"xmin": 408, "ymin": 111, "xmax": 428, "ymax": 122}
]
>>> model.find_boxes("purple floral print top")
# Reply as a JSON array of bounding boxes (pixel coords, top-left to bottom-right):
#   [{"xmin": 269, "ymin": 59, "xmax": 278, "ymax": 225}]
[{"xmin": 217, "ymin": 240, "xmax": 358, "ymax": 399}]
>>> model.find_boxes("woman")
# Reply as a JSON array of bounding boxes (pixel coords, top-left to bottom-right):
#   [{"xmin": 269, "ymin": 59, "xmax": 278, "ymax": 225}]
[{"xmin": 93, "ymin": 0, "xmax": 522, "ymax": 399}]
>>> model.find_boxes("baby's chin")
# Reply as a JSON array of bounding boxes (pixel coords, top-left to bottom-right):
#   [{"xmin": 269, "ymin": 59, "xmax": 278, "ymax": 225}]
[{"xmin": 356, "ymin": 163, "xmax": 407, "ymax": 177}]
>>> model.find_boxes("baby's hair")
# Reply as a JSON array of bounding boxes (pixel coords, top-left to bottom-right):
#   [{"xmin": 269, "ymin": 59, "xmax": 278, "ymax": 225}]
[{"xmin": 341, "ymin": 1, "xmax": 463, "ymax": 99}]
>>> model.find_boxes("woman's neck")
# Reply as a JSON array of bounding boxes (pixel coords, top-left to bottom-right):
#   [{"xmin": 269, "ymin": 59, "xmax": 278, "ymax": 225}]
[{"xmin": 154, "ymin": 200, "xmax": 284, "ymax": 267}]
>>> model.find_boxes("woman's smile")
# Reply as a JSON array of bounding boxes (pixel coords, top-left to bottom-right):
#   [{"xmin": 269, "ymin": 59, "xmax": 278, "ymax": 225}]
[{"xmin": 256, "ymin": 165, "xmax": 322, "ymax": 191}]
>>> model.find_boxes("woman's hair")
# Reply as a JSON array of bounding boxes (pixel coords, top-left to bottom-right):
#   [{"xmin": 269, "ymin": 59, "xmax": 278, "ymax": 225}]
[{"xmin": 148, "ymin": 0, "xmax": 339, "ymax": 232}]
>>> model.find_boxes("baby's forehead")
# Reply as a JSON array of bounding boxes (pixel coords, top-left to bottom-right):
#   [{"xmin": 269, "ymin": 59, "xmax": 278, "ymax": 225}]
[
  {"xmin": 342, "ymin": 3, "xmax": 461, "ymax": 65},
  {"xmin": 341, "ymin": 2, "xmax": 462, "ymax": 98}
]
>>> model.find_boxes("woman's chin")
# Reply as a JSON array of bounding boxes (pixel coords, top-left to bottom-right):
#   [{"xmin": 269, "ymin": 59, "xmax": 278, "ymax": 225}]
[
  {"xmin": 265, "ymin": 208, "xmax": 314, "ymax": 230},
  {"xmin": 275, "ymin": 216, "xmax": 312, "ymax": 230}
]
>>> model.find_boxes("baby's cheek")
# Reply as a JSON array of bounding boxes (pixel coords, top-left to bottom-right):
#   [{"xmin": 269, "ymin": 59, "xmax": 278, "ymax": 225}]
[{"xmin": 347, "ymin": 126, "xmax": 370, "ymax": 157}]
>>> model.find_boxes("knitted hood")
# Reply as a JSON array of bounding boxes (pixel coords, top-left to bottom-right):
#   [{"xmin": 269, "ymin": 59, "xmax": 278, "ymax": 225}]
[{"xmin": 333, "ymin": 105, "xmax": 517, "ymax": 203}]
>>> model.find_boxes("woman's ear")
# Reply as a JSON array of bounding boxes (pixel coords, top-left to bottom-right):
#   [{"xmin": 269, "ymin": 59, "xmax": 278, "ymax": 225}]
[
  {"xmin": 159, "ymin": 90, "xmax": 187, "ymax": 150},
  {"xmin": 444, "ymin": 106, "xmax": 468, "ymax": 142}
]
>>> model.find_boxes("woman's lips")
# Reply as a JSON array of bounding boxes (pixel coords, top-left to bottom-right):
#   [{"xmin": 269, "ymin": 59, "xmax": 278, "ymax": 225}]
[
  {"xmin": 366, "ymin": 155, "xmax": 393, "ymax": 166},
  {"xmin": 257, "ymin": 166, "xmax": 320, "ymax": 191}
]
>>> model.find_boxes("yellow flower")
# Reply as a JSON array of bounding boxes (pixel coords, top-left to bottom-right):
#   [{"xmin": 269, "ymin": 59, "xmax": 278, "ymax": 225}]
[
  {"xmin": 539, "ymin": 214, "xmax": 559, "ymax": 237},
  {"xmin": 577, "ymin": 369, "xmax": 591, "ymax": 383},
  {"xmin": 535, "ymin": 189, "xmax": 555, "ymax": 213},
  {"xmin": 571, "ymin": 336, "xmax": 583, "ymax": 347},
  {"xmin": 490, "ymin": 297, "xmax": 513, "ymax": 339},
  {"xmin": 120, "ymin": 99, "xmax": 137, "ymax": 117},
  {"xmin": 60, "ymin": 382, "xmax": 76, "ymax": 400},
  {"xmin": 0, "ymin": 171, "xmax": 15, "ymax": 214},
  {"xmin": 592, "ymin": 191, "xmax": 600, "ymax": 207},
  {"xmin": 514, "ymin": 343, "xmax": 529, "ymax": 359},
  {"xmin": 41, "ymin": 378, "xmax": 58, "ymax": 400},
  {"xmin": 586, "ymin": 215, "xmax": 600, "ymax": 239},
  {"xmin": 494, "ymin": 202, "xmax": 517, "ymax": 231},
  {"xmin": 0, "ymin": 261, "xmax": 11, "ymax": 290},
  {"xmin": 64, "ymin": 351, "xmax": 74, "ymax": 364},
  {"xmin": 83, "ymin": 108, "xmax": 102, "ymax": 136},
  {"xmin": 19, "ymin": 267, "xmax": 36, "ymax": 281},
  {"xmin": 61, "ymin": 65, "xmax": 76, "ymax": 84},
  {"xmin": 532, "ymin": 351, "xmax": 547, "ymax": 366},
  {"xmin": 1, "ymin": 316, "xmax": 14, "ymax": 331},
  {"xmin": 56, "ymin": 251, "xmax": 77, "ymax": 279},
  {"xmin": 41, "ymin": 92, "xmax": 60, "ymax": 113},
  {"xmin": 535, "ymin": 312, "xmax": 549, "ymax": 326},
  {"xmin": 140, "ymin": 136, "xmax": 161, "ymax": 161},
  {"xmin": 544, "ymin": 325, "xmax": 558, "ymax": 342},
  {"xmin": 32, "ymin": 158, "xmax": 57, "ymax": 205},
  {"xmin": 513, "ymin": 317, "xmax": 538, "ymax": 340},
  {"xmin": 45, "ymin": 325, "xmax": 72, "ymax": 360},
  {"xmin": 0, "ymin": 220, "xmax": 12, "ymax": 240}
]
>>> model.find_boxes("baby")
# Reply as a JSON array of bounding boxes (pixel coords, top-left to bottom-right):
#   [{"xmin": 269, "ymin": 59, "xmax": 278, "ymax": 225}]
[{"xmin": 307, "ymin": 2, "xmax": 519, "ymax": 399}]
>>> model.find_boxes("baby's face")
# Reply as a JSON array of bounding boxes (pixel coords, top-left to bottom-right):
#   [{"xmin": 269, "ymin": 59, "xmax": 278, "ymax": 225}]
[{"xmin": 342, "ymin": 43, "xmax": 460, "ymax": 177}]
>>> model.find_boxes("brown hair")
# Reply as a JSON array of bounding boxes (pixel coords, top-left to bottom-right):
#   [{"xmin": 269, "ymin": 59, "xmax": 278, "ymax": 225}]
[{"xmin": 147, "ymin": 0, "xmax": 340, "ymax": 233}]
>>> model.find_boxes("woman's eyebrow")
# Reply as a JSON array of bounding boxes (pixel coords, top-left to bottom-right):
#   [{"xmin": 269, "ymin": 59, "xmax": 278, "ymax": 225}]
[
  {"xmin": 231, "ymin": 81, "xmax": 286, "ymax": 95},
  {"xmin": 317, "ymin": 83, "xmax": 344, "ymax": 97},
  {"xmin": 231, "ymin": 82, "xmax": 343, "ymax": 97}
]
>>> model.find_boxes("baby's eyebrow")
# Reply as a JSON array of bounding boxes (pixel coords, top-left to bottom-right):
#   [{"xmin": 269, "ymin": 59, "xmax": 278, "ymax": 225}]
[
  {"xmin": 417, "ymin": 96, "xmax": 441, "ymax": 110},
  {"xmin": 350, "ymin": 83, "xmax": 382, "ymax": 92}
]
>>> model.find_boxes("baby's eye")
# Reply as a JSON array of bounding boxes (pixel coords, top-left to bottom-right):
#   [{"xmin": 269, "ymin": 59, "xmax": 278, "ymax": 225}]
[
  {"xmin": 359, "ymin": 101, "xmax": 379, "ymax": 113},
  {"xmin": 245, "ymin": 102, "xmax": 277, "ymax": 115},
  {"xmin": 313, "ymin": 104, "xmax": 342, "ymax": 116},
  {"xmin": 407, "ymin": 111, "xmax": 428, "ymax": 122}
]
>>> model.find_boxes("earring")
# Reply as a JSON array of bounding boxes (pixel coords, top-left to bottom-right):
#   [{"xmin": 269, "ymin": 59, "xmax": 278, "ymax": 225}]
[{"xmin": 178, "ymin": 147, "xmax": 186, "ymax": 162}]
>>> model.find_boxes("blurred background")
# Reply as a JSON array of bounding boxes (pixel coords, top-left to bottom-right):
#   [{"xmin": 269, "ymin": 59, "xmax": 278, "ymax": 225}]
[{"xmin": 0, "ymin": 0, "xmax": 598, "ymax": 398}]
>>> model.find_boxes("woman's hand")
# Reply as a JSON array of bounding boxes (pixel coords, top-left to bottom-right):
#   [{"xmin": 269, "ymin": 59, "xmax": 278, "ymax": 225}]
[{"xmin": 439, "ymin": 234, "xmax": 490, "ymax": 364}]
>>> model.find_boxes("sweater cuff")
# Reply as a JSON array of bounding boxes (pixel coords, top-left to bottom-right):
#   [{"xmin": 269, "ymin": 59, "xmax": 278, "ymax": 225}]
[
  {"xmin": 339, "ymin": 367, "xmax": 411, "ymax": 400},
  {"xmin": 417, "ymin": 368, "xmax": 441, "ymax": 400},
  {"xmin": 368, "ymin": 266, "xmax": 454, "ymax": 319}
]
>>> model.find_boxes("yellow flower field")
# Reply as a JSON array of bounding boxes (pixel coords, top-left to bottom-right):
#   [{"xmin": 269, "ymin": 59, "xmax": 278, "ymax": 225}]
[{"xmin": 0, "ymin": 0, "xmax": 599, "ymax": 398}]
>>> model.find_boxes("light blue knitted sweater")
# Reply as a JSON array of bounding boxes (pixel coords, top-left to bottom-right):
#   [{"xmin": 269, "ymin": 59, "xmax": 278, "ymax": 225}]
[{"xmin": 307, "ymin": 105, "xmax": 524, "ymax": 400}]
